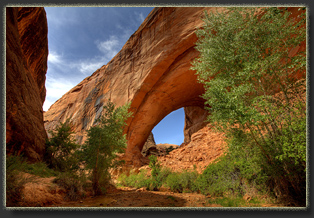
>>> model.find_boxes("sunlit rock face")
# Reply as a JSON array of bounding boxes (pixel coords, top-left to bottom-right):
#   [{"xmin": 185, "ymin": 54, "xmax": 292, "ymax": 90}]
[
  {"xmin": 6, "ymin": 7, "xmax": 48, "ymax": 161},
  {"xmin": 44, "ymin": 7, "xmax": 306, "ymax": 167}
]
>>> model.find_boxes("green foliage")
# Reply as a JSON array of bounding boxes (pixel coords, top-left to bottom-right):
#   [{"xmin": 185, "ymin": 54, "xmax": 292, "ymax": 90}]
[
  {"xmin": 166, "ymin": 170, "xmax": 199, "ymax": 193},
  {"xmin": 24, "ymin": 161, "xmax": 58, "ymax": 178},
  {"xmin": 45, "ymin": 119, "xmax": 80, "ymax": 172},
  {"xmin": 147, "ymin": 155, "xmax": 172, "ymax": 190},
  {"xmin": 192, "ymin": 7, "xmax": 306, "ymax": 205},
  {"xmin": 118, "ymin": 170, "xmax": 151, "ymax": 189},
  {"xmin": 196, "ymin": 155, "xmax": 242, "ymax": 197},
  {"xmin": 207, "ymin": 196, "xmax": 262, "ymax": 207},
  {"xmin": 6, "ymin": 155, "xmax": 31, "ymax": 206},
  {"xmin": 80, "ymin": 101, "xmax": 132, "ymax": 195},
  {"xmin": 165, "ymin": 146, "xmax": 176, "ymax": 155},
  {"xmin": 53, "ymin": 171, "xmax": 88, "ymax": 201}
]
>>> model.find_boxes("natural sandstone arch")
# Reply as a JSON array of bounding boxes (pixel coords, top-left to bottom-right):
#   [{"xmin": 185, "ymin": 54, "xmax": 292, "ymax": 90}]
[
  {"xmin": 44, "ymin": 7, "xmax": 305, "ymax": 168},
  {"xmin": 124, "ymin": 46, "xmax": 206, "ymax": 166},
  {"xmin": 44, "ymin": 7, "xmax": 213, "ymax": 167}
]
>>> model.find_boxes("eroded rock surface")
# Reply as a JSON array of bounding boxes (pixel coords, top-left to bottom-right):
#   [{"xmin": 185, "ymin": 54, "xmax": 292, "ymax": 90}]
[
  {"xmin": 6, "ymin": 7, "xmax": 48, "ymax": 161},
  {"xmin": 183, "ymin": 106, "xmax": 208, "ymax": 144},
  {"xmin": 157, "ymin": 125, "xmax": 226, "ymax": 174},
  {"xmin": 141, "ymin": 132, "xmax": 156, "ymax": 157}
]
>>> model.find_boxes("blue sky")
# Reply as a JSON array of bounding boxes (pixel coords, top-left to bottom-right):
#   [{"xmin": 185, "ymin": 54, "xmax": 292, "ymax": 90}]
[
  {"xmin": 44, "ymin": 7, "xmax": 185, "ymax": 145},
  {"xmin": 152, "ymin": 108, "xmax": 185, "ymax": 145}
]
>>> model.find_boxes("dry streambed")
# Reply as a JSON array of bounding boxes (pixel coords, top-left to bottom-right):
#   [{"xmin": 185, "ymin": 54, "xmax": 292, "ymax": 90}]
[{"xmin": 50, "ymin": 187, "xmax": 218, "ymax": 208}]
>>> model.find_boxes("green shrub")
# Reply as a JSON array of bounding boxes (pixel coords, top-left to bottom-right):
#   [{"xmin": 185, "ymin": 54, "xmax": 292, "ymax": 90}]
[
  {"xmin": 196, "ymin": 155, "xmax": 242, "ymax": 197},
  {"xmin": 53, "ymin": 171, "xmax": 88, "ymax": 201},
  {"xmin": 148, "ymin": 155, "xmax": 162, "ymax": 190},
  {"xmin": 165, "ymin": 173, "xmax": 183, "ymax": 193},
  {"xmin": 45, "ymin": 119, "xmax": 80, "ymax": 173},
  {"xmin": 6, "ymin": 155, "xmax": 35, "ymax": 206},
  {"xmin": 24, "ymin": 162, "xmax": 58, "ymax": 178},
  {"xmin": 207, "ymin": 196, "xmax": 262, "ymax": 207},
  {"xmin": 166, "ymin": 170, "xmax": 199, "ymax": 193}
]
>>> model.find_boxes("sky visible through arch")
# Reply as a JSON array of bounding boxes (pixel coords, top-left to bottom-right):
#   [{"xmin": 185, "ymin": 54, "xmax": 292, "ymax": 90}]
[{"xmin": 44, "ymin": 6, "xmax": 185, "ymax": 146}]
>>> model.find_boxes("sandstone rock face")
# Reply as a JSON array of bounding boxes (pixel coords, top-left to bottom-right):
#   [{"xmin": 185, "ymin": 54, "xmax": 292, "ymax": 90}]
[
  {"xmin": 183, "ymin": 106, "xmax": 208, "ymax": 144},
  {"xmin": 6, "ymin": 7, "xmax": 48, "ymax": 161},
  {"xmin": 141, "ymin": 132, "xmax": 156, "ymax": 157},
  {"xmin": 158, "ymin": 125, "xmax": 226, "ymax": 174},
  {"xmin": 44, "ymin": 7, "xmax": 306, "ymax": 167}
]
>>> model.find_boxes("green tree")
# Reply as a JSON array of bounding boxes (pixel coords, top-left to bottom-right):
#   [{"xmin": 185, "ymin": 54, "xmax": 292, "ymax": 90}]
[
  {"xmin": 45, "ymin": 119, "xmax": 79, "ymax": 172},
  {"xmin": 80, "ymin": 101, "xmax": 132, "ymax": 195},
  {"xmin": 192, "ymin": 7, "xmax": 306, "ymax": 205}
]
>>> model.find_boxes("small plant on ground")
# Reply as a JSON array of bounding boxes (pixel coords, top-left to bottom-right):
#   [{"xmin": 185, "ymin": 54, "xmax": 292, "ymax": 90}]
[
  {"xmin": 147, "ymin": 155, "xmax": 172, "ymax": 191},
  {"xmin": 117, "ymin": 169, "xmax": 151, "ymax": 189},
  {"xmin": 207, "ymin": 196, "xmax": 263, "ymax": 207}
]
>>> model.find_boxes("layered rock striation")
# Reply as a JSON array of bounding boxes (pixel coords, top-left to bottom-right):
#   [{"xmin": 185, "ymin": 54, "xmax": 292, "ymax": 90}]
[{"xmin": 6, "ymin": 7, "xmax": 48, "ymax": 161}]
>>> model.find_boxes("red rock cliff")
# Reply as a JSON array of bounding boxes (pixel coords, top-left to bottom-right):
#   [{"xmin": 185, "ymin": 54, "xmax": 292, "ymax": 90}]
[{"xmin": 6, "ymin": 7, "xmax": 48, "ymax": 161}]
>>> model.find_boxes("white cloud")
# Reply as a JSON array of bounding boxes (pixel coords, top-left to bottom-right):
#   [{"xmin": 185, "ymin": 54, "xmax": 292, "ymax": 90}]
[
  {"xmin": 96, "ymin": 35, "xmax": 121, "ymax": 59},
  {"xmin": 44, "ymin": 49, "xmax": 109, "ymax": 111},
  {"xmin": 76, "ymin": 57, "xmax": 107, "ymax": 75},
  {"xmin": 43, "ymin": 98, "xmax": 54, "ymax": 112},
  {"xmin": 135, "ymin": 12, "xmax": 145, "ymax": 23},
  {"xmin": 43, "ymin": 76, "xmax": 76, "ymax": 111},
  {"xmin": 48, "ymin": 51, "xmax": 62, "ymax": 64},
  {"xmin": 45, "ymin": 7, "xmax": 79, "ymax": 27},
  {"xmin": 45, "ymin": 76, "xmax": 75, "ymax": 98}
]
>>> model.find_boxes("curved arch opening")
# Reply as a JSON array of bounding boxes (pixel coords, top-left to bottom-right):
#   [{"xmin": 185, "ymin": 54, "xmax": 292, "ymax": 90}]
[{"xmin": 152, "ymin": 107, "xmax": 185, "ymax": 146}]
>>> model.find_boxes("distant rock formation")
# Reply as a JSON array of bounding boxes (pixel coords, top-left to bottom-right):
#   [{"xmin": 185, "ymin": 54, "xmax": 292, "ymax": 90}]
[
  {"xmin": 141, "ymin": 133, "xmax": 179, "ymax": 157},
  {"xmin": 6, "ymin": 7, "xmax": 48, "ymax": 161},
  {"xmin": 141, "ymin": 132, "xmax": 156, "ymax": 157}
]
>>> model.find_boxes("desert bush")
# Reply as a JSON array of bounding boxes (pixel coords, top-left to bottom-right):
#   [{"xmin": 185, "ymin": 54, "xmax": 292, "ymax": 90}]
[
  {"xmin": 166, "ymin": 170, "xmax": 199, "ymax": 193},
  {"xmin": 45, "ymin": 119, "xmax": 80, "ymax": 173},
  {"xmin": 196, "ymin": 155, "xmax": 242, "ymax": 197},
  {"xmin": 165, "ymin": 146, "xmax": 176, "ymax": 155},
  {"xmin": 6, "ymin": 155, "xmax": 35, "ymax": 206},
  {"xmin": 53, "ymin": 171, "xmax": 88, "ymax": 201},
  {"xmin": 24, "ymin": 161, "xmax": 58, "ymax": 178},
  {"xmin": 118, "ymin": 170, "xmax": 151, "ymax": 189}
]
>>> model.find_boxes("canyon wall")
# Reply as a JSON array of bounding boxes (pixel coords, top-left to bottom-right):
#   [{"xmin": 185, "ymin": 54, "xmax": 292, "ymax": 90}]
[
  {"xmin": 6, "ymin": 7, "xmax": 48, "ymax": 161},
  {"xmin": 44, "ymin": 7, "xmax": 306, "ymax": 167}
]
